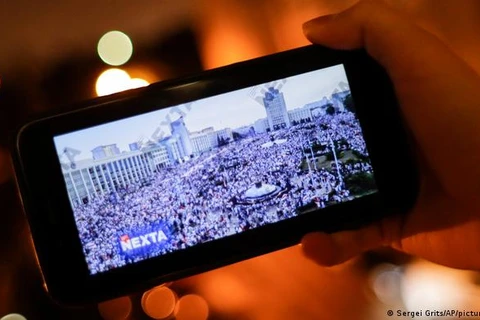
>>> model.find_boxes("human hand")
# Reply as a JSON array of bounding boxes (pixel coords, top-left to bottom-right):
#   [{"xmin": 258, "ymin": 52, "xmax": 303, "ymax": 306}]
[{"xmin": 301, "ymin": 0, "xmax": 480, "ymax": 270}]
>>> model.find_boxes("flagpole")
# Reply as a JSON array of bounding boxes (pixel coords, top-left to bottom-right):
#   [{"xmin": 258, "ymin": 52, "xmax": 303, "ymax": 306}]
[
  {"xmin": 329, "ymin": 136, "xmax": 343, "ymax": 186},
  {"xmin": 308, "ymin": 137, "xmax": 317, "ymax": 171}
]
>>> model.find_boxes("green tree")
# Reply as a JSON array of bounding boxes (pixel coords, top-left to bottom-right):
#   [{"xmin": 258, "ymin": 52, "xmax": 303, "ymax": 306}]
[{"xmin": 344, "ymin": 172, "xmax": 376, "ymax": 195}]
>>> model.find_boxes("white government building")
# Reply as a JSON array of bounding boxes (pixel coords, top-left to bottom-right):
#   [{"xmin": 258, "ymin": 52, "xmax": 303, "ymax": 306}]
[
  {"xmin": 61, "ymin": 117, "xmax": 234, "ymax": 206},
  {"xmin": 62, "ymin": 149, "xmax": 156, "ymax": 206},
  {"xmin": 190, "ymin": 127, "xmax": 233, "ymax": 154}
]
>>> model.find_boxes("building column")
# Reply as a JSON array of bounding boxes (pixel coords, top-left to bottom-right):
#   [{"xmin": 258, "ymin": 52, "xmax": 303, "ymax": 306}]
[
  {"xmin": 106, "ymin": 163, "xmax": 117, "ymax": 192},
  {"xmin": 121, "ymin": 159, "xmax": 131, "ymax": 185},
  {"xmin": 69, "ymin": 172, "xmax": 81, "ymax": 204},
  {"xmin": 79, "ymin": 169, "xmax": 91, "ymax": 200},
  {"xmin": 87, "ymin": 168, "xmax": 96, "ymax": 198},
  {"xmin": 114, "ymin": 161, "xmax": 127, "ymax": 188},
  {"xmin": 137, "ymin": 155, "xmax": 148, "ymax": 178},
  {"xmin": 146, "ymin": 153, "xmax": 156, "ymax": 172},
  {"xmin": 133, "ymin": 155, "xmax": 143, "ymax": 180},
  {"xmin": 93, "ymin": 166, "xmax": 104, "ymax": 196},
  {"xmin": 99, "ymin": 165, "xmax": 111, "ymax": 193},
  {"xmin": 128, "ymin": 157, "xmax": 139, "ymax": 182},
  {"xmin": 141, "ymin": 154, "xmax": 152, "ymax": 176}
]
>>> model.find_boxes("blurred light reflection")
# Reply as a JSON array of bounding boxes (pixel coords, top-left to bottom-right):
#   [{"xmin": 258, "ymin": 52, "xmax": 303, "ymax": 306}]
[
  {"xmin": 98, "ymin": 31, "xmax": 133, "ymax": 66},
  {"xmin": 174, "ymin": 294, "xmax": 209, "ymax": 320},
  {"xmin": 0, "ymin": 314, "xmax": 27, "ymax": 320},
  {"xmin": 141, "ymin": 286, "xmax": 177, "ymax": 319},
  {"xmin": 369, "ymin": 263, "xmax": 403, "ymax": 306},
  {"xmin": 95, "ymin": 69, "xmax": 149, "ymax": 96},
  {"xmin": 95, "ymin": 68, "xmax": 132, "ymax": 96},
  {"xmin": 129, "ymin": 78, "xmax": 149, "ymax": 89},
  {"xmin": 401, "ymin": 260, "xmax": 476, "ymax": 316}
]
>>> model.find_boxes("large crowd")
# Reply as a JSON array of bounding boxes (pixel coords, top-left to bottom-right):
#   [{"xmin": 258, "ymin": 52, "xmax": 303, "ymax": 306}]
[{"xmin": 72, "ymin": 110, "xmax": 376, "ymax": 274}]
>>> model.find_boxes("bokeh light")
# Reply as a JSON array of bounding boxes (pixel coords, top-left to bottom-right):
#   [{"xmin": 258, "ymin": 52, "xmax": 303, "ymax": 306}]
[
  {"xmin": 97, "ymin": 31, "xmax": 133, "ymax": 66},
  {"xmin": 0, "ymin": 314, "xmax": 27, "ymax": 320},
  {"xmin": 369, "ymin": 263, "xmax": 403, "ymax": 306},
  {"xmin": 95, "ymin": 68, "xmax": 132, "ymax": 96},
  {"xmin": 95, "ymin": 69, "xmax": 150, "ymax": 96},
  {"xmin": 141, "ymin": 286, "xmax": 177, "ymax": 319},
  {"xmin": 97, "ymin": 296, "xmax": 132, "ymax": 320},
  {"xmin": 174, "ymin": 294, "xmax": 209, "ymax": 320},
  {"xmin": 129, "ymin": 78, "xmax": 150, "ymax": 89},
  {"xmin": 401, "ymin": 260, "xmax": 475, "ymax": 317}
]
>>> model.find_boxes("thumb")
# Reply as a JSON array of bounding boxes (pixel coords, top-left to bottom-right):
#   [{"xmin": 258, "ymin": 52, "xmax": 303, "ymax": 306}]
[
  {"xmin": 302, "ymin": 0, "xmax": 480, "ymax": 203},
  {"xmin": 301, "ymin": 215, "xmax": 404, "ymax": 266}
]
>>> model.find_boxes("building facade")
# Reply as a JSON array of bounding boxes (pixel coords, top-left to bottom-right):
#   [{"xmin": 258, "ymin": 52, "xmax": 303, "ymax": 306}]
[
  {"xmin": 129, "ymin": 142, "xmax": 140, "ymax": 151},
  {"xmin": 191, "ymin": 131, "xmax": 215, "ymax": 154},
  {"xmin": 91, "ymin": 144, "xmax": 121, "ymax": 160},
  {"xmin": 144, "ymin": 144, "xmax": 171, "ymax": 170},
  {"xmin": 62, "ymin": 150, "xmax": 156, "ymax": 206},
  {"xmin": 215, "ymin": 128, "xmax": 233, "ymax": 141},
  {"xmin": 263, "ymin": 87, "xmax": 290, "ymax": 131},
  {"xmin": 159, "ymin": 136, "xmax": 185, "ymax": 164},
  {"xmin": 288, "ymin": 108, "xmax": 312, "ymax": 124},
  {"xmin": 170, "ymin": 117, "xmax": 193, "ymax": 158},
  {"xmin": 254, "ymin": 118, "xmax": 269, "ymax": 133},
  {"xmin": 190, "ymin": 127, "xmax": 234, "ymax": 154}
]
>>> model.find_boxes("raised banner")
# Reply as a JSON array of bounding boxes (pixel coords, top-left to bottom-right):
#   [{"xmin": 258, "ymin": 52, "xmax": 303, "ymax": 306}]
[{"xmin": 117, "ymin": 222, "xmax": 172, "ymax": 258}]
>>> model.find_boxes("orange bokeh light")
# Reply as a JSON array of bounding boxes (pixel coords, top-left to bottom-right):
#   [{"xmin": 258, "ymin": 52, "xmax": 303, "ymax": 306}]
[
  {"xmin": 174, "ymin": 294, "xmax": 209, "ymax": 320},
  {"xmin": 141, "ymin": 286, "xmax": 177, "ymax": 319}
]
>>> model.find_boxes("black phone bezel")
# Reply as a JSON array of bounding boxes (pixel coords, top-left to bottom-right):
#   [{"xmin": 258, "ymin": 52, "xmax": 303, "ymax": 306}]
[{"xmin": 12, "ymin": 45, "xmax": 418, "ymax": 305}]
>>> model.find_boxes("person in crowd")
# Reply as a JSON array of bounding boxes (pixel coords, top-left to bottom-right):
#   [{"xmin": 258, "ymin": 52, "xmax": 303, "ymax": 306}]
[{"xmin": 75, "ymin": 107, "xmax": 373, "ymax": 274}]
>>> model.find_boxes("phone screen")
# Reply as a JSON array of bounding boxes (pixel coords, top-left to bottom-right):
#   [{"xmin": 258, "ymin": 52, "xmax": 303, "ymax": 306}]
[{"xmin": 54, "ymin": 64, "xmax": 377, "ymax": 275}]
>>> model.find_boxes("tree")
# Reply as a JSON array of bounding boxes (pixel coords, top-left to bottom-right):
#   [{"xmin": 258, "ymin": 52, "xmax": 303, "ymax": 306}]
[
  {"xmin": 232, "ymin": 131, "xmax": 242, "ymax": 141},
  {"xmin": 344, "ymin": 172, "xmax": 376, "ymax": 195},
  {"xmin": 343, "ymin": 93, "xmax": 355, "ymax": 112},
  {"xmin": 325, "ymin": 104, "xmax": 336, "ymax": 115}
]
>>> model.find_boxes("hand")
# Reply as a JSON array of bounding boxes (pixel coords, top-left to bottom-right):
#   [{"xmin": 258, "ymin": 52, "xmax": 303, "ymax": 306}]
[{"xmin": 301, "ymin": 0, "xmax": 480, "ymax": 270}]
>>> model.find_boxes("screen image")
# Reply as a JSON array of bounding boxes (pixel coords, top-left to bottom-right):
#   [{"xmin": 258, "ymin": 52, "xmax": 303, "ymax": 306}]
[{"xmin": 54, "ymin": 64, "xmax": 377, "ymax": 275}]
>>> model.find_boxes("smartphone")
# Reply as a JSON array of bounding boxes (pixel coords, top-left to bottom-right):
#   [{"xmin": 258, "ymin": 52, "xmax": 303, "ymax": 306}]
[{"xmin": 12, "ymin": 45, "xmax": 418, "ymax": 305}]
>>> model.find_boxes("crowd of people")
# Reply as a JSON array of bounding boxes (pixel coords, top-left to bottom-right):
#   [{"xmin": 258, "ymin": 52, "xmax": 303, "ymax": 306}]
[{"xmin": 73, "ymin": 109, "xmax": 376, "ymax": 274}]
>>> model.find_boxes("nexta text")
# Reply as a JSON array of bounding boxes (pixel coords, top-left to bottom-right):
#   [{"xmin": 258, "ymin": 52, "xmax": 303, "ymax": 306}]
[{"xmin": 120, "ymin": 230, "xmax": 168, "ymax": 252}]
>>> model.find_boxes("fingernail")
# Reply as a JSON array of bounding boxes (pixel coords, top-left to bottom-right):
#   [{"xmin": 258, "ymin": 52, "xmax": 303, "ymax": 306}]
[{"xmin": 302, "ymin": 14, "xmax": 335, "ymax": 33}]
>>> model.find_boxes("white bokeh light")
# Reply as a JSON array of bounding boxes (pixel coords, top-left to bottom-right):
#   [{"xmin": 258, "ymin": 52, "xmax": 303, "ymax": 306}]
[
  {"xmin": 0, "ymin": 314, "xmax": 27, "ymax": 320},
  {"xmin": 95, "ymin": 68, "xmax": 132, "ymax": 96},
  {"xmin": 97, "ymin": 31, "xmax": 133, "ymax": 66},
  {"xmin": 401, "ymin": 260, "xmax": 475, "ymax": 319},
  {"xmin": 129, "ymin": 78, "xmax": 150, "ymax": 89},
  {"xmin": 369, "ymin": 263, "xmax": 403, "ymax": 306}
]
